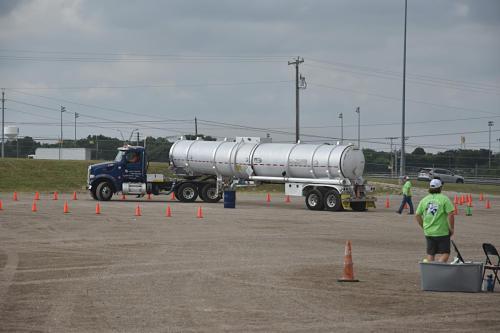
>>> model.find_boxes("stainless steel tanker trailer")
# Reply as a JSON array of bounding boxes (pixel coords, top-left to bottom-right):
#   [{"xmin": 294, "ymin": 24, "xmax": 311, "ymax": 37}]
[
  {"xmin": 168, "ymin": 138, "xmax": 376, "ymax": 211},
  {"xmin": 87, "ymin": 137, "xmax": 375, "ymax": 211}
]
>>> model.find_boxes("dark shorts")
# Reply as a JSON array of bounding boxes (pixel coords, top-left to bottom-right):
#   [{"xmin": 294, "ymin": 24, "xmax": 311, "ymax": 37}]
[{"xmin": 425, "ymin": 235, "xmax": 451, "ymax": 255}]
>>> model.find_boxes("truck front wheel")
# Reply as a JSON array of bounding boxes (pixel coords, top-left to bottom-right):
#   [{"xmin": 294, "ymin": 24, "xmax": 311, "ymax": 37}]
[
  {"xmin": 305, "ymin": 189, "xmax": 324, "ymax": 211},
  {"xmin": 96, "ymin": 181, "xmax": 114, "ymax": 201},
  {"xmin": 177, "ymin": 183, "xmax": 199, "ymax": 202},
  {"xmin": 200, "ymin": 183, "xmax": 221, "ymax": 203}
]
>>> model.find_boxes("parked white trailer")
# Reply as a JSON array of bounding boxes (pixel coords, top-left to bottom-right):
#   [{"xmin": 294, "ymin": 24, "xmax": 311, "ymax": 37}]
[
  {"xmin": 169, "ymin": 138, "xmax": 375, "ymax": 211},
  {"xmin": 34, "ymin": 148, "xmax": 92, "ymax": 160}
]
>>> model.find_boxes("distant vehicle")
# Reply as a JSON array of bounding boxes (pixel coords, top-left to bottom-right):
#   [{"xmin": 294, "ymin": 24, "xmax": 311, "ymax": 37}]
[{"xmin": 417, "ymin": 168, "xmax": 464, "ymax": 183}]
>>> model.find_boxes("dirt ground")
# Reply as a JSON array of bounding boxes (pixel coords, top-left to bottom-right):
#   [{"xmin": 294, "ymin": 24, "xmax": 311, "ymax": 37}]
[{"xmin": 0, "ymin": 191, "xmax": 499, "ymax": 332}]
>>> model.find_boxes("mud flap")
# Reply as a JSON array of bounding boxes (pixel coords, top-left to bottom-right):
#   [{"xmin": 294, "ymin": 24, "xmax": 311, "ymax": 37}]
[{"xmin": 341, "ymin": 193, "xmax": 351, "ymax": 210}]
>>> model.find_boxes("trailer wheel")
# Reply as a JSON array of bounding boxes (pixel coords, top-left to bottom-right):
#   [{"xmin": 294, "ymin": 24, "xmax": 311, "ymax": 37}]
[
  {"xmin": 96, "ymin": 181, "xmax": 113, "ymax": 201},
  {"xmin": 324, "ymin": 189, "xmax": 342, "ymax": 211},
  {"xmin": 200, "ymin": 183, "xmax": 221, "ymax": 203},
  {"xmin": 351, "ymin": 202, "xmax": 367, "ymax": 212},
  {"xmin": 177, "ymin": 183, "xmax": 198, "ymax": 202},
  {"xmin": 89, "ymin": 188, "xmax": 98, "ymax": 200},
  {"xmin": 305, "ymin": 189, "xmax": 324, "ymax": 210}
]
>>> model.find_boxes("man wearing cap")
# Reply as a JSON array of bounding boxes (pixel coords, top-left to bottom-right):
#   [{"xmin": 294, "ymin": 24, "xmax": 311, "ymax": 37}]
[
  {"xmin": 415, "ymin": 179, "xmax": 455, "ymax": 262},
  {"xmin": 397, "ymin": 176, "xmax": 414, "ymax": 214}
]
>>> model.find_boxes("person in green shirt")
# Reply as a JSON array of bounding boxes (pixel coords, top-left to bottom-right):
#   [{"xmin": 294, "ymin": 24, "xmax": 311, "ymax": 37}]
[
  {"xmin": 415, "ymin": 178, "xmax": 455, "ymax": 262},
  {"xmin": 397, "ymin": 175, "xmax": 414, "ymax": 214}
]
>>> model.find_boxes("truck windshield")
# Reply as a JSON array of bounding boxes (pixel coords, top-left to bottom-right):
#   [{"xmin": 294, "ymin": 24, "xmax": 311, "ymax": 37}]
[{"xmin": 114, "ymin": 150, "xmax": 126, "ymax": 162}]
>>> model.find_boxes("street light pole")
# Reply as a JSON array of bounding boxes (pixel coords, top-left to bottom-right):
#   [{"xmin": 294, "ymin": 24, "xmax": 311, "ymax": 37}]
[
  {"xmin": 355, "ymin": 107, "xmax": 360, "ymax": 148},
  {"xmin": 488, "ymin": 121, "xmax": 494, "ymax": 168},
  {"xmin": 400, "ymin": 0, "xmax": 408, "ymax": 177},
  {"xmin": 59, "ymin": 106, "xmax": 66, "ymax": 160},
  {"xmin": 339, "ymin": 113, "xmax": 344, "ymax": 144},
  {"xmin": 288, "ymin": 57, "xmax": 305, "ymax": 143},
  {"xmin": 1, "ymin": 89, "xmax": 4, "ymax": 158}
]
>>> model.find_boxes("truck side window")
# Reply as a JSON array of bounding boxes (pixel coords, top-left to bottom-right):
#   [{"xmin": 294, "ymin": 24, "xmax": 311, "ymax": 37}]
[{"xmin": 126, "ymin": 152, "xmax": 140, "ymax": 163}]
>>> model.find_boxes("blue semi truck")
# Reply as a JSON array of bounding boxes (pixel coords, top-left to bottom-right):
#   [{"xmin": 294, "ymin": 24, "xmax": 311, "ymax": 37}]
[{"xmin": 87, "ymin": 145, "xmax": 222, "ymax": 202}]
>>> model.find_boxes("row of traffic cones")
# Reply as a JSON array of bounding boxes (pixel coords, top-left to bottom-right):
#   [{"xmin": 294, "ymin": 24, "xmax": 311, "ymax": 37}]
[
  {"xmin": 10, "ymin": 191, "xmax": 77, "ymax": 201},
  {"xmin": 134, "ymin": 204, "xmax": 204, "ymax": 218}
]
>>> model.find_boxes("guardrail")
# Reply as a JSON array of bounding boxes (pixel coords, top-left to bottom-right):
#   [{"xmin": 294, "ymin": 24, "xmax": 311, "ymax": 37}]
[{"xmin": 366, "ymin": 173, "xmax": 500, "ymax": 185}]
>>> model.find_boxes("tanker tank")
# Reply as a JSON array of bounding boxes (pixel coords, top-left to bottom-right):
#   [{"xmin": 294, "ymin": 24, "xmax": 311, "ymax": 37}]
[{"xmin": 169, "ymin": 139, "xmax": 365, "ymax": 183}]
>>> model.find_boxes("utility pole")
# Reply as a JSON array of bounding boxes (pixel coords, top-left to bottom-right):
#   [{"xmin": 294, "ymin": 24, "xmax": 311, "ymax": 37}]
[
  {"xmin": 1, "ymin": 89, "xmax": 4, "ymax": 158},
  {"xmin": 355, "ymin": 107, "xmax": 360, "ymax": 148},
  {"xmin": 386, "ymin": 137, "xmax": 398, "ymax": 178},
  {"xmin": 488, "ymin": 121, "xmax": 494, "ymax": 168},
  {"xmin": 74, "ymin": 112, "xmax": 79, "ymax": 147},
  {"xmin": 400, "ymin": 0, "xmax": 408, "ymax": 177},
  {"xmin": 339, "ymin": 113, "xmax": 344, "ymax": 144},
  {"xmin": 59, "ymin": 106, "xmax": 66, "ymax": 160},
  {"xmin": 288, "ymin": 57, "xmax": 305, "ymax": 143},
  {"xmin": 195, "ymin": 117, "xmax": 198, "ymax": 137},
  {"xmin": 136, "ymin": 131, "xmax": 140, "ymax": 146}
]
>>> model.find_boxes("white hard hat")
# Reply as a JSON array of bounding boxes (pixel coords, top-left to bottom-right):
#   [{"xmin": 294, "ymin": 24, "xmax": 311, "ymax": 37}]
[{"xmin": 430, "ymin": 179, "xmax": 442, "ymax": 188}]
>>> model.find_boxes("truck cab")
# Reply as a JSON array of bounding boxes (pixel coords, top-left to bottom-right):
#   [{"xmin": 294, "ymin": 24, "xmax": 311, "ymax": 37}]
[{"xmin": 87, "ymin": 145, "xmax": 147, "ymax": 200}]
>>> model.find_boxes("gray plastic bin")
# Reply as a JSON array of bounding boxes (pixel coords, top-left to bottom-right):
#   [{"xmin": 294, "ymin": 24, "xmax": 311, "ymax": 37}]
[{"xmin": 419, "ymin": 262, "xmax": 484, "ymax": 292}]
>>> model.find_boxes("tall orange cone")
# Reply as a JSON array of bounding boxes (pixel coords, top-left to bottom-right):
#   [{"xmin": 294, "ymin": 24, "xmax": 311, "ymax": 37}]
[
  {"xmin": 121, "ymin": 193, "xmax": 126, "ymax": 200},
  {"xmin": 460, "ymin": 195, "xmax": 465, "ymax": 205},
  {"xmin": 72, "ymin": 191, "xmax": 78, "ymax": 200},
  {"xmin": 454, "ymin": 203, "xmax": 458, "ymax": 215},
  {"xmin": 147, "ymin": 193, "xmax": 152, "ymax": 200},
  {"xmin": 454, "ymin": 195, "xmax": 459, "ymax": 205},
  {"xmin": 266, "ymin": 193, "xmax": 271, "ymax": 203},
  {"xmin": 95, "ymin": 202, "xmax": 101, "ymax": 215},
  {"xmin": 32, "ymin": 200, "xmax": 37, "ymax": 212},
  {"xmin": 479, "ymin": 193, "xmax": 484, "ymax": 201},
  {"xmin": 63, "ymin": 201, "xmax": 69, "ymax": 214},
  {"xmin": 338, "ymin": 240, "xmax": 359, "ymax": 282},
  {"xmin": 385, "ymin": 196, "xmax": 390, "ymax": 208},
  {"xmin": 166, "ymin": 204, "xmax": 172, "ymax": 217},
  {"xmin": 135, "ymin": 204, "xmax": 142, "ymax": 216},
  {"xmin": 197, "ymin": 206, "xmax": 203, "ymax": 218},
  {"xmin": 485, "ymin": 200, "xmax": 491, "ymax": 209},
  {"xmin": 13, "ymin": 192, "xmax": 18, "ymax": 201},
  {"xmin": 53, "ymin": 192, "xmax": 59, "ymax": 200},
  {"xmin": 171, "ymin": 192, "xmax": 176, "ymax": 201},
  {"xmin": 34, "ymin": 192, "xmax": 40, "ymax": 200},
  {"xmin": 0, "ymin": 199, "xmax": 3, "ymax": 210},
  {"xmin": 285, "ymin": 195, "xmax": 291, "ymax": 203},
  {"xmin": 404, "ymin": 203, "xmax": 409, "ymax": 210}
]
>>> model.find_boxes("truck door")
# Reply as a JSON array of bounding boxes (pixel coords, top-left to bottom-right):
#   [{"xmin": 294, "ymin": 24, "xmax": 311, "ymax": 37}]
[{"xmin": 123, "ymin": 150, "xmax": 145, "ymax": 182}]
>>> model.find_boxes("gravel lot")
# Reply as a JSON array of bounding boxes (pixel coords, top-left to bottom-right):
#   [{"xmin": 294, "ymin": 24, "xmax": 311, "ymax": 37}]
[{"xmin": 0, "ymin": 192, "xmax": 499, "ymax": 332}]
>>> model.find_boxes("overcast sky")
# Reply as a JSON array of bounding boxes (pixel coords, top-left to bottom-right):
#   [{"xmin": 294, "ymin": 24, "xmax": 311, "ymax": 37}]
[{"xmin": 1, "ymin": 0, "xmax": 499, "ymax": 153}]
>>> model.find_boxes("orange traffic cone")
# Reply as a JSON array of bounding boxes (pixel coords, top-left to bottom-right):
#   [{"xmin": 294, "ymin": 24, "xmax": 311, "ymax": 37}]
[
  {"xmin": 53, "ymin": 192, "xmax": 59, "ymax": 200},
  {"xmin": 404, "ymin": 203, "xmax": 409, "ymax": 210},
  {"xmin": 166, "ymin": 204, "xmax": 172, "ymax": 217},
  {"xmin": 0, "ymin": 199, "xmax": 3, "ymax": 210},
  {"xmin": 72, "ymin": 191, "xmax": 78, "ymax": 200},
  {"xmin": 479, "ymin": 193, "xmax": 484, "ymax": 201},
  {"xmin": 454, "ymin": 195, "xmax": 459, "ymax": 205},
  {"xmin": 197, "ymin": 206, "xmax": 203, "ymax": 218},
  {"xmin": 32, "ymin": 200, "xmax": 37, "ymax": 212},
  {"xmin": 147, "ymin": 193, "xmax": 152, "ymax": 200},
  {"xmin": 95, "ymin": 203, "xmax": 101, "ymax": 215},
  {"xmin": 460, "ymin": 195, "xmax": 465, "ymax": 205},
  {"xmin": 385, "ymin": 196, "xmax": 390, "ymax": 208},
  {"xmin": 13, "ymin": 192, "xmax": 18, "ymax": 201},
  {"xmin": 135, "ymin": 204, "xmax": 142, "ymax": 216},
  {"xmin": 285, "ymin": 195, "xmax": 291, "ymax": 203},
  {"xmin": 338, "ymin": 240, "xmax": 359, "ymax": 282},
  {"xmin": 454, "ymin": 203, "xmax": 458, "ymax": 215},
  {"xmin": 121, "ymin": 193, "xmax": 126, "ymax": 200},
  {"xmin": 63, "ymin": 201, "xmax": 69, "ymax": 214},
  {"xmin": 485, "ymin": 200, "xmax": 491, "ymax": 209},
  {"xmin": 266, "ymin": 193, "xmax": 271, "ymax": 203},
  {"xmin": 171, "ymin": 192, "xmax": 176, "ymax": 201},
  {"xmin": 34, "ymin": 192, "xmax": 40, "ymax": 200}
]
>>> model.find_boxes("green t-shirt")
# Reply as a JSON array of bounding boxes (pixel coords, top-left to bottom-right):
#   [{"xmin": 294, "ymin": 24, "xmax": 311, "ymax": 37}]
[
  {"xmin": 416, "ymin": 193, "xmax": 454, "ymax": 237},
  {"xmin": 402, "ymin": 180, "xmax": 412, "ymax": 196}
]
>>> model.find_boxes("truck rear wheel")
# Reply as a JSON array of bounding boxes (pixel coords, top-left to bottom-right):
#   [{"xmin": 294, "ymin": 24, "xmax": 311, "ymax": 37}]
[
  {"xmin": 305, "ymin": 189, "xmax": 324, "ymax": 211},
  {"xmin": 177, "ymin": 183, "xmax": 199, "ymax": 202},
  {"xmin": 200, "ymin": 183, "xmax": 221, "ymax": 203},
  {"xmin": 96, "ymin": 181, "xmax": 113, "ymax": 201},
  {"xmin": 324, "ymin": 189, "xmax": 343, "ymax": 211}
]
